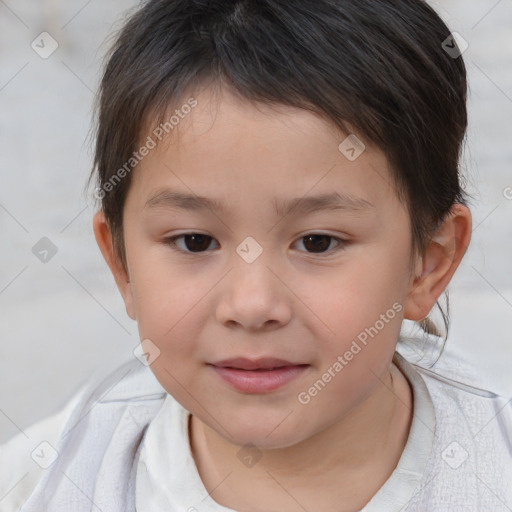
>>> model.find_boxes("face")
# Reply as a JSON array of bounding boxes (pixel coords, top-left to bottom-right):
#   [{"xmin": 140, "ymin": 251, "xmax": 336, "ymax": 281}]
[{"xmin": 109, "ymin": 87, "xmax": 418, "ymax": 449}]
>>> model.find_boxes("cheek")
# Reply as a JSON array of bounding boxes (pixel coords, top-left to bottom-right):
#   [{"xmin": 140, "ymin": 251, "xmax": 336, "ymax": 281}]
[
  {"xmin": 133, "ymin": 275, "xmax": 207, "ymax": 348},
  {"xmin": 132, "ymin": 274, "xmax": 208, "ymax": 403},
  {"xmin": 126, "ymin": 253, "xmax": 210, "ymax": 388},
  {"xmin": 126, "ymin": 240, "xmax": 202, "ymax": 328},
  {"xmin": 306, "ymin": 249, "xmax": 407, "ymax": 339},
  {"xmin": 297, "ymin": 245, "xmax": 408, "ymax": 408}
]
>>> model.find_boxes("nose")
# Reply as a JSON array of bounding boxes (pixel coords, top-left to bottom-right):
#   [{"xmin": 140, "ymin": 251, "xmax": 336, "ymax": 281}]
[{"xmin": 215, "ymin": 252, "xmax": 292, "ymax": 332}]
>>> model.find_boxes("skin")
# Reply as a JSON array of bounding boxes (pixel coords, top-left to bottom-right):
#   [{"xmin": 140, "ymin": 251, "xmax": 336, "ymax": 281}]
[{"xmin": 93, "ymin": 86, "xmax": 472, "ymax": 511}]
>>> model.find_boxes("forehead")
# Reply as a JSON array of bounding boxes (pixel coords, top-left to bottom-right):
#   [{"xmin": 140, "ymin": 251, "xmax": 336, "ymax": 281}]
[{"xmin": 126, "ymin": 87, "xmax": 399, "ymax": 217}]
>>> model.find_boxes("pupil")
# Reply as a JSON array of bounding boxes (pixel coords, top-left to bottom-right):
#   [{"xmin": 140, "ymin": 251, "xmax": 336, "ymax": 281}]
[
  {"xmin": 185, "ymin": 234, "xmax": 211, "ymax": 252},
  {"xmin": 304, "ymin": 235, "xmax": 330, "ymax": 253}
]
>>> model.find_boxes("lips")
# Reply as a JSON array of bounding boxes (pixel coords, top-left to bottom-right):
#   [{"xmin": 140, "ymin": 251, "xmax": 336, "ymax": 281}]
[
  {"xmin": 208, "ymin": 357, "xmax": 309, "ymax": 393},
  {"xmin": 211, "ymin": 357, "xmax": 303, "ymax": 371}
]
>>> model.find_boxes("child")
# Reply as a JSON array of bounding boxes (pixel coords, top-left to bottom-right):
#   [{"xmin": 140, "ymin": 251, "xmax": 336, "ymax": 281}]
[{"xmin": 2, "ymin": 0, "xmax": 511, "ymax": 510}]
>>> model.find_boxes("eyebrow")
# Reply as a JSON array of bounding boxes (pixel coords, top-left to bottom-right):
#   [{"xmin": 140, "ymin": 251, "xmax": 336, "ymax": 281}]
[{"xmin": 144, "ymin": 189, "xmax": 375, "ymax": 217}]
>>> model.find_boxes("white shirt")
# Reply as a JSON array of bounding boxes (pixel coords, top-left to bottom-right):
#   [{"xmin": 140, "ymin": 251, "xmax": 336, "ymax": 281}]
[
  {"xmin": 2, "ymin": 342, "xmax": 512, "ymax": 511},
  {"xmin": 135, "ymin": 350, "xmax": 512, "ymax": 511}
]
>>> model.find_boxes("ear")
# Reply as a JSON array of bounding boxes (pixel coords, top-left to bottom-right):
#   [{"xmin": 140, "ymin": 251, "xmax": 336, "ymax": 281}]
[
  {"xmin": 404, "ymin": 204, "xmax": 472, "ymax": 321},
  {"xmin": 92, "ymin": 210, "xmax": 136, "ymax": 320}
]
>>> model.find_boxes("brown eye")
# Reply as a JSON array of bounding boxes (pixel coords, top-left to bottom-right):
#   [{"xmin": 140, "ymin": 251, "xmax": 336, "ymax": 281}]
[
  {"xmin": 164, "ymin": 233, "xmax": 218, "ymax": 253},
  {"xmin": 295, "ymin": 234, "xmax": 345, "ymax": 255}
]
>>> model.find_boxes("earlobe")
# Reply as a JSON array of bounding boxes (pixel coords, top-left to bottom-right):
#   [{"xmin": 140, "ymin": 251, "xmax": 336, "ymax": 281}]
[
  {"xmin": 404, "ymin": 204, "xmax": 472, "ymax": 321},
  {"xmin": 92, "ymin": 210, "xmax": 137, "ymax": 320}
]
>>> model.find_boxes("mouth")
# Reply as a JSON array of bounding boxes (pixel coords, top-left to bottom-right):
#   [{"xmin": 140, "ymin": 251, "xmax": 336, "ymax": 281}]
[
  {"xmin": 208, "ymin": 357, "xmax": 310, "ymax": 393},
  {"xmin": 211, "ymin": 357, "xmax": 305, "ymax": 370}
]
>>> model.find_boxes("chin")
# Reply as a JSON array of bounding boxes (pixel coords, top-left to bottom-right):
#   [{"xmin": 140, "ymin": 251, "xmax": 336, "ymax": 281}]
[{"xmin": 216, "ymin": 419, "xmax": 310, "ymax": 451}]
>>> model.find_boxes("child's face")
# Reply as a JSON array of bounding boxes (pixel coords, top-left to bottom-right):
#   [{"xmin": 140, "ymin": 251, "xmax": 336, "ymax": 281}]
[{"xmin": 109, "ymin": 88, "xmax": 418, "ymax": 449}]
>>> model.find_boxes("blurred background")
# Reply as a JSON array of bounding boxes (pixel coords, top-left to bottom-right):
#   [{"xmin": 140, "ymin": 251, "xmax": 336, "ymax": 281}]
[{"xmin": 0, "ymin": 0, "xmax": 511, "ymax": 444}]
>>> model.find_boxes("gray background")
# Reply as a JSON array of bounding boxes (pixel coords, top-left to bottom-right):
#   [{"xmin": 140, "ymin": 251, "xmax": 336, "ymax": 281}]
[{"xmin": 0, "ymin": 0, "xmax": 511, "ymax": 444}]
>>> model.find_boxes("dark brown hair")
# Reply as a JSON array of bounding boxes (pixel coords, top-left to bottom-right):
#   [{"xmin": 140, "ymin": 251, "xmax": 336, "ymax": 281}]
[{"xmin": 87, "ymin": 0, "xmax": 469, "ymax": 340}]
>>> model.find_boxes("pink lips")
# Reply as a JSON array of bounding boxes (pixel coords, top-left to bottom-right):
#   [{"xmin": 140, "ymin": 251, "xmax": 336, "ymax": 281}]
[{"xmin": 209, "ymin": 357, "xmax": 309, "ymax": 393}]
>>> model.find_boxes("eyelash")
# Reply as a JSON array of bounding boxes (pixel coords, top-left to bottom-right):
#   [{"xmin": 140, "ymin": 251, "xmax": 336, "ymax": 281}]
[{"xmin": 162, "ymin": 233, "xmax": 349, "ymax": 256}]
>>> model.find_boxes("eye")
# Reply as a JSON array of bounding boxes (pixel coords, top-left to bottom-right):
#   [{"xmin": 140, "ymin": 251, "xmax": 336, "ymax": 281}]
[
  {"xmin": 293, "ymin": 234, "xmax": 346, "ymax": 255},
  {"xmin": 163, "ymin": 232, "xmax": 347, "ymax": 256},
  {"xmin": 163, "ymin": 233, "xmax": 219, "ymax": 253}
]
